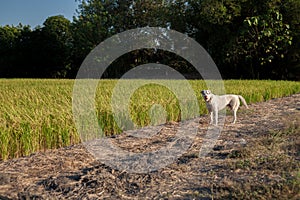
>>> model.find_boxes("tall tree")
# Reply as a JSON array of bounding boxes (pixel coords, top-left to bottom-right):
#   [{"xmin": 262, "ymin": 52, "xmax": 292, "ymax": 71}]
[
  {"xmin": 71, "ymin": 0, "xmax": 115, "ymax": 76},
  {"xmin": 41, "ymin": 15, "xmax": 73, "ymax": 77},
  {"xmin": 281, "ymin": 0, "xmax": 300, "ymax": 79},
  {"xmin": 186, "ymin": 0, "xmax": 295, "ymax": 79},
  {"xmin": 0, "ymin": 25, "xmax": 22, "ymax": 77},
  {"xmin": 71, "ymin": 0, "xmax": 171, "ymax": 78},
  {"xmin": 226, "ymin": 0, "xmax": 293, "ymax": 79}
]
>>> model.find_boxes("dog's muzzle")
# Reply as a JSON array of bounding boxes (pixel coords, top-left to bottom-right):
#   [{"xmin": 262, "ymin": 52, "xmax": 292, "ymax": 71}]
[{"xmin": 204, "ymin": 96, "xmax": 209, "ymax": 101}]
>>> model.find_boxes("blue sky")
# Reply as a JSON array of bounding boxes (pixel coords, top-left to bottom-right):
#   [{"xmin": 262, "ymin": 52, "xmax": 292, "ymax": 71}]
[{"xmin": 0, "ymin": 0, "xmax": 80, "ymax": 28}]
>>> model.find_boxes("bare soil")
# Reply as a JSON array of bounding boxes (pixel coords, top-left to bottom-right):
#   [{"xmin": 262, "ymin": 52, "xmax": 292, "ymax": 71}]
[{"xmin": 0, "ymin": 94, "xmax": 299, "ymax": 199}]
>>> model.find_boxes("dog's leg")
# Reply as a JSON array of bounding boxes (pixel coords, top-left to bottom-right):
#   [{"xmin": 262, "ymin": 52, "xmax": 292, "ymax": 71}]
[
  {"xmin": 232, "ymin": 103, "xmax": 240, "ymax": 124},
  {"xmin": 231, "ymin": 97, "xmax": 240, "ymax": 124},
  {"xmin": 214, "ymin": 110, "xmax": 218, "ymax": 125},
  {"xmin": 232, "ymin": 110, "xmax": 237, "ymax": 124},
  {"xmin": 210, "ymin": 112, "xmax": 213, "ymax": 124}
]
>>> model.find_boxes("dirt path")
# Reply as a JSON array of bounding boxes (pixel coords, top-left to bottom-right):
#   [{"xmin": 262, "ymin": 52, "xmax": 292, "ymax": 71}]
[{"xmin": 0, "ymin": 94, "xmax": 299, "ymax": 199}]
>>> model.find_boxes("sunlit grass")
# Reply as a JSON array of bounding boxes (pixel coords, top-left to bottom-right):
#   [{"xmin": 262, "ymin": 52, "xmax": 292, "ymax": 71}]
[{"xmin": 0, "ymin": 79, "xmax": 299, "ymax": 160}]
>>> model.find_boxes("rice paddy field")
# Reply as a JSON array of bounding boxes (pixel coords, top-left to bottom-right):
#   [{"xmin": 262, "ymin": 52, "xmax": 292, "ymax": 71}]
[{"xmin": 0, "ymin": 79, "xmax": 299, "ymax": 160}]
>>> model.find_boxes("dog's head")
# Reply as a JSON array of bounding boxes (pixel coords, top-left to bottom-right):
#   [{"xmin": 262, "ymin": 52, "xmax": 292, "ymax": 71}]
[{"xmin": 201, "ymin": 90, "xmax": 213, "ymax": 102}]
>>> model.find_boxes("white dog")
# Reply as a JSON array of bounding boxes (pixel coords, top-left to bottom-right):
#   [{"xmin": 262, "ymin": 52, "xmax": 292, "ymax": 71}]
[{"xmin": 201, "ymin": 90, "xmax": 249, "ymax": 125}]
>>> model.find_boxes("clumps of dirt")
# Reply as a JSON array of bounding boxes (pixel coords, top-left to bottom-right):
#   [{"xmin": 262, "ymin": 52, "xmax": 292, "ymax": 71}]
[{"xmin": 0, "ymin": 94, "xmax": 299, "ymax": 199}]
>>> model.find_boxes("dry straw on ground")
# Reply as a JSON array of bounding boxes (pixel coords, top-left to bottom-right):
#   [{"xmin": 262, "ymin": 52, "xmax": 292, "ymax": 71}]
[{"xmin": 0, "ymin": 94, "xmax": 299, "ymax": 199}]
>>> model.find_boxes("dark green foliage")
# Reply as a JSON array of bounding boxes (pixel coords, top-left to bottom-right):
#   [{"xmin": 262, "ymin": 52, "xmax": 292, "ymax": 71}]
[
  {"xmin": 0, "ymin": 16, "xmax": 72, "ymax": 78},
  {"xmin": 0, "ymin": 0, "xmax": 299, "ymax": 80}
]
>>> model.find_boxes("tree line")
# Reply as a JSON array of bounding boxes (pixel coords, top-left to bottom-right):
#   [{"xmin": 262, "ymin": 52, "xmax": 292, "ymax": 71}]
[{"xmin": 0, "ymin": 0, "xmax": 299, "ymax": 80}]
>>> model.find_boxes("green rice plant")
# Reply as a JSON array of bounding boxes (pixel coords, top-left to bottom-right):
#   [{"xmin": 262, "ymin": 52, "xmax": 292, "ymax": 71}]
[
  {"xmin": 0, "ymin": 127, "xmax": 9, "ymax": 160},
  {"xmin": 0, "ymin": 79, "xmax": 299, "ymax": 160},
  {"xmin": 223, "ymin": 80, "xmax": 300, "ymax": 103},
  {"xmin": 0, "ymin": 79, "xmax": 79, "ymax": 160}
]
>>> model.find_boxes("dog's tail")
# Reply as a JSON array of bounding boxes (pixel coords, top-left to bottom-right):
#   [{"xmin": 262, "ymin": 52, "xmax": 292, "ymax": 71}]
[{"xmin": 238, "ymin": 95, "xmax": 249, "ymax": 109}]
